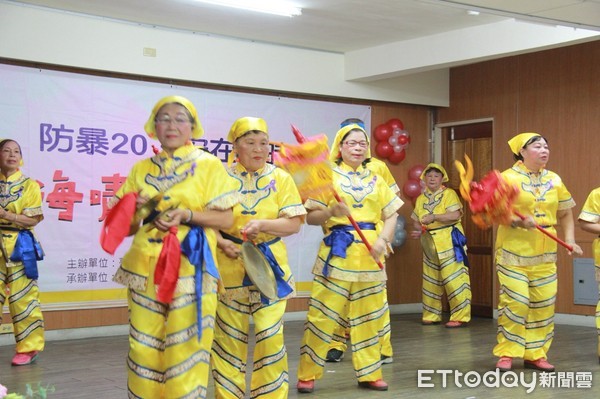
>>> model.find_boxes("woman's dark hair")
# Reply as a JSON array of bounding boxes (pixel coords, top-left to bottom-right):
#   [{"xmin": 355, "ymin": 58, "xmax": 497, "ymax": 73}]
[
  {"xmin": 513, "ymin": 135, "xmax": 548, "ymax": 161},
  {"xmin": 424, "ymin": 167, "xmax": 443, "ymax": 176},
  {"xmin": 0, "ymin": 139, "xmax": 21, "ymax": 153}
]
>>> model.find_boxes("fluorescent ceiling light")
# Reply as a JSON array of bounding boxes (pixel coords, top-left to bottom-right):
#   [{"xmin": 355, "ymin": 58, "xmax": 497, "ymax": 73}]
[{"xmin": 193, "ymin": 0, "xmax": 302, "ymax": 17}]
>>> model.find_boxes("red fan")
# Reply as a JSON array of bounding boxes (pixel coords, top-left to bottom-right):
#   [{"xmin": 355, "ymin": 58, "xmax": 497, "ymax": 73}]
[
  {"xmin": 455, "ymin": 155, "xmax": 573, "ymax": 251},
  {"xmin": 274, "ymin": 125, "xmax": 384, "ymax": 269}
]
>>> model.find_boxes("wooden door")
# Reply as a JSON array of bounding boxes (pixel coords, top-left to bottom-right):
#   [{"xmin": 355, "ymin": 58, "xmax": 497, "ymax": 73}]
[{"xmin": 442, "ymin": 122, "xmax": 494, "ymax": 317}]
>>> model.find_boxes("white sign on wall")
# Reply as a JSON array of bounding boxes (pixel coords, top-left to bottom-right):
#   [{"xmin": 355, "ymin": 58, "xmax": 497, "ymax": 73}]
[{"xmin": 0, "ymin": 63, "xmax": 370, "ymax": 307}]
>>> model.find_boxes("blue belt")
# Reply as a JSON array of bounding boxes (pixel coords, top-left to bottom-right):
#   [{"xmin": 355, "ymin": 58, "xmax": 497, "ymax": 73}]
[
  {"xmin": 322, "ymin": 223, "xmax": 376, "ymax": 277},
  {"xmin": 220, "ymin": 231, "xmax": 292, "ymax": 303},
  {"xmin": 10, "ymin": 230, "xmax": 44, "ymax": 279},
  {"xmin": 181, "ymin": 226, "xmax": 219, "ymax": 340}
]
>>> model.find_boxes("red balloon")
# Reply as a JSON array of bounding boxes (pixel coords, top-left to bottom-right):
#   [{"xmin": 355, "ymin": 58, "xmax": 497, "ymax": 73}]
[
  {"xmin": 408, "ymin": 164, "xmax": 425, "ymax": 181},
  {"xmin": 386, "ymin": 118, "xmax": 404, "ymax": 131},
  {"xmin": 403, "ymin": 178, "xmax": 422, "ymax": 199},
  {"xmin": 398, "ymin": 135, "xmax": 409, "ymax": 145},
  {"xmin": 373, "ymin": 124, "xmax": 392, "ymax": 142},
  {"xmin": 375, "ymin": 142, "xmax": 394, "ymax": 158},
  {"xmin": 388, "ymin": 149, "xmax": 406, "ymax": 164}
]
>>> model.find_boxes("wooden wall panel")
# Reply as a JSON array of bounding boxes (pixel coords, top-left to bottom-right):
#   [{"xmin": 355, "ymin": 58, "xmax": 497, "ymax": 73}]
[{"xmin": 437, "ymin": 40, "xmax": 600, "ymax": 316}]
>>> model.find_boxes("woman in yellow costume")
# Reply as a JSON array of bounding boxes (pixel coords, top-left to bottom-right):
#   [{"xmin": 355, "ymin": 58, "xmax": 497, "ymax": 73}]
[
  {"xmin": 296, "ymin": 123, "xmax": 403, "ymax": 393},
  {"xmin": 494, "ymin": 132, "xmax": 582, "ymax": 372},
  {"xmin": 0, "ymin": 139, "xmax": 45, "ymax": 366},
  {"xmin": 577, "ymin": 187, "xmax": 600, "ymax": 364},
  {"xmin": 107, "ymin": 96, "xmax": 239, "ymax": 398},
  {"xmin": 326, "ymin": 118, "xmax": 399, "ymax": 365},
  {"xmin": 210, "ymin": 117, "xmax": 306, "ymax": 399},
  {"xmin": 410, "ymin": 163, "xmax": 471, "ymax": 328}
]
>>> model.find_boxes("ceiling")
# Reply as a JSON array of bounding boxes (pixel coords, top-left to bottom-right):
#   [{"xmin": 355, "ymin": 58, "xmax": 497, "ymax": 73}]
[{"xmin": 10, "ymin": 0, "xmax": 600, "ymax": 54}]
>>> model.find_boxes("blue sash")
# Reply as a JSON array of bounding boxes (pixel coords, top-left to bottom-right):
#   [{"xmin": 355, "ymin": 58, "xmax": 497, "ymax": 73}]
[
  {"xmin": 322, "ymin": 223, "xmax": 376, "ymax": 277},
  {"xmin": 10, "ymin": 230, "xmax": 44, "ymax": 279},
  {"xmin": 181, "ymin": 226, "xmax": 219, "ymax": 340},
  {"xmin": 451, "ymin": 226, "xmax": 470, "ymax": 267}
]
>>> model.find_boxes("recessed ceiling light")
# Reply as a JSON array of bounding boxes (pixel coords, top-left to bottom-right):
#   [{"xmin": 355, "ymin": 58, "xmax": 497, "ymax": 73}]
[
  {"xmin": 467, "ymin": 10, "xmax": 480, "ymax": 16},
  {"xmin": 192, "ymin": 0, "xmax": 302, "ymax": 17}
]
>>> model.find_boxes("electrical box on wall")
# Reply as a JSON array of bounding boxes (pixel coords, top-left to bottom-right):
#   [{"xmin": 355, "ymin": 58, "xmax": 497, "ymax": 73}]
[{"xmin": 573, "ymin": 258, "xmax": 599, "ymax": 306}]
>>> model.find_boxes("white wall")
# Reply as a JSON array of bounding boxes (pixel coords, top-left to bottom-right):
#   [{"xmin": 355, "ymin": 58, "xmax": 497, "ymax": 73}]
[{"xmin": 0, "ymin": 2, "xmax": 449, "ymax": 106}]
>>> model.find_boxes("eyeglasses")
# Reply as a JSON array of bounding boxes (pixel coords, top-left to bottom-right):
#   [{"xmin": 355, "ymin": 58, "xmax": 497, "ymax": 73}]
[
  {"xmin": 343, "ymin": 140, "xmax": 369, "ymax": 148},
  {"xmin": 155, "ymin": 116, "xmax": 192, "ymax": 126}
]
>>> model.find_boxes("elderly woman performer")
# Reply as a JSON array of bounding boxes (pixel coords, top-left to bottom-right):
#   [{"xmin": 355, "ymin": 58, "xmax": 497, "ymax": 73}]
[
  {"xmin": 578, "ymin": 187, "xmax": 600, "ymax": 364},
  {"xmin": 107, "ymin": 96, "xmax": 238, "ymax": 398},
  {"xmin": 0, "ymin": 139, "xmax": 45, "ymax": 366},
  {"xmin": 210, "ymin": 117, "xmax": 306, "ymax": 399},
  {"xmin": 296, "ymin": 123, "xmax": 403, "ymax": 393},
  {"xmin": 494, "ymin": 132, "xmax": 582, "ymax": 373},
  {"xmin": 410, "ymin": 163, "xmax": 471, "ymax": 328}
]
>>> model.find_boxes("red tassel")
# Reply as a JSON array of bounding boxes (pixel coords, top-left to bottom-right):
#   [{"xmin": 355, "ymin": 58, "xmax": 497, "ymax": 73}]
[
  {"xmin": 100, "ymin": 192, "xmax": 138, "ymax": 255},
  {"xmin": 154, "ymin": 226, "xmax": 181, "ymax": 304},
  {"xmin": 152, "ymin": 145, "xmax": 160, "ymax": 155}
]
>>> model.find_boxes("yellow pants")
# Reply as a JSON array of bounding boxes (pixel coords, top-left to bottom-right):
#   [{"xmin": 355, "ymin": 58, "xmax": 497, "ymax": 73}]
[
  {"xmin": 126, "ymin": 274, "xmax": 217, "ymax": 399},
  {"xmin": 493, "ymin": 263, "xmax": 557, "ymax": 360},
  {"xmin": 298, "ymin": 276, "xmax": 386, "ymax": 383},
  {"xmin": 328, "ymin": 288, "xmax": 392, "ymax": 357},
  {"xmin": 212, "ymin": 294, "xmax": 288, "ymax": 399},
  {"xmin": 422, "ymin": 256, "xmax": 471, "ymax": 323},
  {"xmin": 0, "ymin": 259, "xmax": 44, "ymax": 354}
]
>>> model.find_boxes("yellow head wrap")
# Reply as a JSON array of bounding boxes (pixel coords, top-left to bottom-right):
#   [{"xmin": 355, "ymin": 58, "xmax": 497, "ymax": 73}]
[
  {"xmin": 227, "ymin": 117, "xmax": 268, "ymax": 166},
  {"xmin": 508, "ymin": 132, "xmax": 541, "ymax": 155},
  {"xmin": 0, "ymin": 138, "xmax": 24, "ymax": 166},
  {"xmin": 328, "ymin": 124, "xmax": 371, "ymax": 163},
  {"xmin": 420, "ymin": 163, "xmax": 448, "ymax": 182},
  {"xmin": 144, "ymin": 95, "xmax": 204, "ymax": 139}
]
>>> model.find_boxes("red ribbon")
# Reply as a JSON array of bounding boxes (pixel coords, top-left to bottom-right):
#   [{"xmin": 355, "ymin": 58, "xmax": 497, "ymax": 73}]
[
  {"xmin": 154, "ymin": 226, "xmax": 181, "ymax": 304},
  {"xmin": 100, "ymin": 192, "xmax": 137, "ymax": 255}
]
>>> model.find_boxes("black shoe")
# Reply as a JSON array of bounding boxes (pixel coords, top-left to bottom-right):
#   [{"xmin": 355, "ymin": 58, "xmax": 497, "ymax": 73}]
[
  {"xmin": 326, "ymin": 348, "xmax": 345, "ymax": 362},
  {"xmin": 381, "ymin": 355, "xmax": 393, "ymax": 364}
]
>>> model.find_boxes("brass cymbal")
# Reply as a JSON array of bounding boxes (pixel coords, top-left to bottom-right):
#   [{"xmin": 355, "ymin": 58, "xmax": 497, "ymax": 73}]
[
  {"xmin": 420, "ymin": 230, "xmax": 440, "ymax": 264},
  {"xmin": 240, "ymin": 241, "xmax": 278, "ymax": 300}
]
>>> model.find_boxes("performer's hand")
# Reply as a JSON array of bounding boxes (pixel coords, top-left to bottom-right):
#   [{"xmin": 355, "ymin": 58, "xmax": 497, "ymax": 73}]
[
  {"xmin": 329, "ymin": 202, "xmax": 350, "ymax": 218},
  {"xmin": 421, "ymin": 213, "xmax": 436, "ymax": 225},
  {"xmin": 409, "ymin": 230, "xmax": 422, "ymax": 239},
  {"xmin": 370, "ymin": 238, "xmax": 387, "ymax": 260},
  {"xmin": 153, "ymin": 209, "xmax": 183, "ymax": 232},
  {"xmin": 242, "ymin": 220, "xmax": 262, "ymax": 241},
  {"xmin": 220, "ymin": 239, "xmax": 241, "ymax": 259},
  {"xmin": 567, "ymin": 242, "xmax": 583, "ymax": 256}
]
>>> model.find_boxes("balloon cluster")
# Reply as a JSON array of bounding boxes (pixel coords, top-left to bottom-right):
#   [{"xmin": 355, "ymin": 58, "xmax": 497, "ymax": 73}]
[
  {"xmin": 392, "ymin": 215, "xmax": 408, "ymax": 248},
  {"xmin": 402, "ymin": 164, "xmax": 425, "ymax": 203},
  {"xmin": 373, "ymin": 118, "xmax": 411, "ymax": 164}
]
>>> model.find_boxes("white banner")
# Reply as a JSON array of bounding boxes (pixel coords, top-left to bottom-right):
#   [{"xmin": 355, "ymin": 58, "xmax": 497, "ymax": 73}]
[{"xmin": 0, "ymin": 63, "xmax": 370, "ymax": 306}]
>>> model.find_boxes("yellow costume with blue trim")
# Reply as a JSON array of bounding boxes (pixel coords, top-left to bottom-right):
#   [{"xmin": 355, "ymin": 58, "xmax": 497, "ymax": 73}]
[
  {"xmin": 113, "ymin": 143, "xmax": 238, "ymax": 399},
  {"xmin": 493, "ymin": 160, "xmax": 575, "ymax": 361},
  {"xmin": 298, "ymin": 159, "xmax": 403, "ymax": 384},
  {"xmin": 578, "ymin": 187, "xmax": 600, "ymax": 358},
  {"xmin": 0, "ymin": 170, "xmax": 45, "ymax": 356},
  {"xmin": 412, "ymin": 183, "xmax": 471, "ymax": 324},
  {"xmin": 211, "ymin": 162, "xmax": 306, "ymax": 399},
  {"xmin": 327, "ymin": 156, "xmax": 399, "ymax": 359}
]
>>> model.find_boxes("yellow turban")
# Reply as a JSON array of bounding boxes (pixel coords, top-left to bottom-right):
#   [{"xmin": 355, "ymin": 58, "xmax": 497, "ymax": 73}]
[
  {"xmin": 420, "ymin": 163, "xmax": 448, "ymax": 182},
  {"xmin": 508, "ymin": 132, "xmax": 541, "ymax": 155},
  {"xmin": 328, "ymin": 124, "xmax": 371, "ymax": 163},
  {"xmin": 227, "ymin": 117, "xmax": 268, "ymax": 143},
  {"xmin": 144, "ymin": 95, "xmax": 204, "ymax": 139},
  {"xmin": 227, "ymin": 117, "xmax": 268, "ymax": 166}
]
